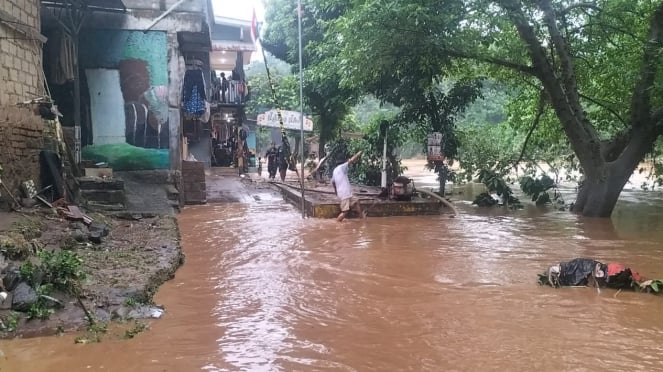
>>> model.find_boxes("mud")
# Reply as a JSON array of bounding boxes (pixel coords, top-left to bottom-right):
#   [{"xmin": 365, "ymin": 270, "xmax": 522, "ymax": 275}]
[{"xmin": 0, "ymin": 207, "xmax": 182, "ymax": 339}]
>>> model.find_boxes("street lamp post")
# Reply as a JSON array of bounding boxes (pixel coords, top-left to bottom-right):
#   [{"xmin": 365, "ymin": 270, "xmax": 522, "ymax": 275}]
[{"xmin": 297, "ymin": 0, "xmax": 306, "ymax": 219}]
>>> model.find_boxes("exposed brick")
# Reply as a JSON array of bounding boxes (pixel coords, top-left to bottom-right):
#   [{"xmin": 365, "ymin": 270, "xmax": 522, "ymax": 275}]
[
  {"xmin": 0, "ymin": 0, "xmax": 42, "ymax": 105},
  {"xmin": 0, "ymin": 105, "xmax": 51, "ymax": 198}
]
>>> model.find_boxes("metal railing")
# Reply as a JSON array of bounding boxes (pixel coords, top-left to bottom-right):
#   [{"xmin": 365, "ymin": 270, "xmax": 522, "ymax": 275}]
[{"xmin": 211, "ymin": 80, "xmax": 246, "ymax": 105}]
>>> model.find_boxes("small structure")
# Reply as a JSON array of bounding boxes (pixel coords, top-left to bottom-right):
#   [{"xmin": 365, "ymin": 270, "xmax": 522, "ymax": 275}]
[{"xmin": 274, "ymin": 182, "xmax": 447, "ymax": 219}]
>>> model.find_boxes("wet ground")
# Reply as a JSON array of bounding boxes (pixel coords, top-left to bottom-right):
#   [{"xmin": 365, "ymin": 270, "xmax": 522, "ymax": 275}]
[{"xmin": 2, "ymin": 168, "xmax": 663, "ymax": 371}]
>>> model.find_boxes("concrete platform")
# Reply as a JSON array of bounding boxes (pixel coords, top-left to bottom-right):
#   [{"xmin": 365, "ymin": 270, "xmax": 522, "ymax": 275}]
[{"xmin": 273, "ymin": 182, "xmax": 445, "ymax": 219}]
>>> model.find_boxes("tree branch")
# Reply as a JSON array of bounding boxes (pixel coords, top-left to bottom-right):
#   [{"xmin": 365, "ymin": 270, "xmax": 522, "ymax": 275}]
[
  {"xmin": 630, "ymin": 1, "xmax": 663, "ymax": 126},
  {"xmin": 653, "ymin": 106, "xmax": 663, "ymax": 125},
  {"xmin": 442, "ymin": 49, "xmax": 536, "ymax": 75},
  {"xmin": 559, "ymin": 2, "xmax": 601, "ymax": 16},
  {"xmin": 579, "ymin": 93, "xmax": 627, "ymax": 127},
  {"xmin": 513, "ymin": 91, "xmax": 546, "ymax": 169},
  {"xmin": 538, "ymin": 0, "xmax": 584, "ymax": 117},
  {"xmin": 496, "ymin": 0, "xmax": 601, "ymax": 170}
]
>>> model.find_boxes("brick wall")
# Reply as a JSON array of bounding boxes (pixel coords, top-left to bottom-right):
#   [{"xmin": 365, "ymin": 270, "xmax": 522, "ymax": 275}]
[
  {"xmin": 181, "ymin": 160, "xmax": 206, "ymax": 204},
  {"xmin": 0, "ymin": 106, "xmax": 45, "ymax": 196},
  {"xmin": 0, "ymin": 0, "xmax": 43, "ymax": 106}
]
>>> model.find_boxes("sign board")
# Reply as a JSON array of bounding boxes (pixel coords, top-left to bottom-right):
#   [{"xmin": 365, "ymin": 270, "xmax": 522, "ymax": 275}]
[
  {"xmin": 427, "ymin": 132, "xmax": 445, "ymax": 162},
  {"xmin": 257, "ymin": 109, "xmax": 313, "ymax": 132}
]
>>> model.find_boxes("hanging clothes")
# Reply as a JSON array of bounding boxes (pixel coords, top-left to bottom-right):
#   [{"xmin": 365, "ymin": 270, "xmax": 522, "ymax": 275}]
[
  {"xmin": 47, "ymin": 30, "xmax": 75, "ymax": 84},
  {"xmin": 182, "ymin": 69, "xmax": 207, "ymax": 117}
]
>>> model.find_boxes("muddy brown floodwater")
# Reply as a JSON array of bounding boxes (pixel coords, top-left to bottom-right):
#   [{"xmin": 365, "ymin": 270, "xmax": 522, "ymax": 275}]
[{"xmin": 2, "ymin": 187, "xmax": 663, "ymax": 371}]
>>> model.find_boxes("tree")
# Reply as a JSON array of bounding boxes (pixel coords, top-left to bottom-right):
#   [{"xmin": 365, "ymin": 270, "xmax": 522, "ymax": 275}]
[
  {"xmin": 244, "ymin": 57, "xmax": 301, "ymax": 155},
  {"xmin": 261, "ymin": 0, "xmax": 358, "ymax": 156},
  {"xmin": 332, "ymin": 1, "xmax": 483, "ymax": 194},
  {"xmin": 333, "ymin": 0, "xmax": 663, "ymax": 217},
  {"xmin": 245, "ymin": 58, "xmax": 300, "ymax": 118}
]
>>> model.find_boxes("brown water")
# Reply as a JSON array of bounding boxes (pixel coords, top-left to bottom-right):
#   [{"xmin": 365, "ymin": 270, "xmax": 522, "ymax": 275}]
[{"xmin": 3, "ymin": 190, "xmax": 663, "ymax": 371}]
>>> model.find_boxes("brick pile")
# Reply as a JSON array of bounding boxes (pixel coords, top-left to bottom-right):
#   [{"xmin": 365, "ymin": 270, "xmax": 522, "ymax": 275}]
[{"xmin": 181, "ymin": 160, "xmax": 206, "ymax": 204}]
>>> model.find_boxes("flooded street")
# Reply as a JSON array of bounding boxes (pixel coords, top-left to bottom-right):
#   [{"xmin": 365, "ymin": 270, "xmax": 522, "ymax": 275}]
[{"xmin": 3, "ymin": 183, "xmax": 663, "ymax": 371}]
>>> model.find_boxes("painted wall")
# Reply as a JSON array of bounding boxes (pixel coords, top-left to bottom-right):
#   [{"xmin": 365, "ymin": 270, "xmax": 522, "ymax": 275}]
[{"xmin": 80, "ymin": 30, "xmax": 170, "ymax": 170}]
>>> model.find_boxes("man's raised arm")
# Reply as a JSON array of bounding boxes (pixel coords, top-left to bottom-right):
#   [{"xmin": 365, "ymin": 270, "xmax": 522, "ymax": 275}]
[{"xmin": 348, "ymin": 151, "xmax": 363, "ymax": 165}]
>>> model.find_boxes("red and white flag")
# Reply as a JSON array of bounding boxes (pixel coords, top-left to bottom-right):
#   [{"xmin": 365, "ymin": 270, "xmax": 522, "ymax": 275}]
[{"xmin": 251, "ymin": 7, "xmax": 259, "ymax": 45}]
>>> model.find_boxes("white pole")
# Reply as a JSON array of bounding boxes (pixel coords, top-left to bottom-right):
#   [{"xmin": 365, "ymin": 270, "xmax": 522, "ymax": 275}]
[
  {"xmin": 298, "ymin": 0, "xmax": 306, "ymax": 218},
  {"xmin": 381, "ymin": 126, "xmax": 387, "ymax": 188}
]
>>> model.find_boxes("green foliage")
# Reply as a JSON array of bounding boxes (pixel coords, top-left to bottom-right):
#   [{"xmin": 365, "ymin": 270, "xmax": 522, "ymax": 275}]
[
  {"xmin": 75, "ymin": 322, "xmax": 108, "ymax": 344},
  {"xmin": 26, "ymin": 284, "xmax": 56, "ymax": 320},
  {"xmin": 474, "ymin": 169, "xmax": 522, "ymax": 209},
  {"xmin": 123, "ymin": 320, "xmax": 149, "ymax": 339},
  {"xmin": 319, "ymin": 0, "xmax": 663, "ymax": 216},
  {"xmin": 20, "ymin": 250, "xmax": 86, "ymax": 295},
  {"xmin": 640, "ymin": 280, "xmax": 663, "ymax": 294},
  {"xmin": 0, "ymin": 312, "xmax": 20, "ymax": 333},
  {"xmin": 262, "ymin": 0, "xmax": 359, "ymax": 146},
  {"xmin": 349, "ymin": 116, "xmax": 406, "ymax": 186},
  {"xmin": 245, "ymin": 57, "xmax": 301, "ymax": 117},
  {"xmin": 519, "ymin": 175, "xmax": 555, "ymax": 206}
]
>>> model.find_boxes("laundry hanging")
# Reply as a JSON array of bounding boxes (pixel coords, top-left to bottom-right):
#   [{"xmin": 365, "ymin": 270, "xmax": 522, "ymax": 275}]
[
  {"xmin": 47, "ymin": 30, "xmax": 75, "ymax": 85},
  {"xmin": 182, "ymin": 69, "xmax": 207, "ymax": 117}
]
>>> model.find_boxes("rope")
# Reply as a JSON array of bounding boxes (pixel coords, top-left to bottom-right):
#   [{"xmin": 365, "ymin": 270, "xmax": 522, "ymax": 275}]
[
  {"xmin": 258, "ymin": 37, "xmax": 304, "ymax": 192},
  {"xmin": 269, "ymin": 180, "xmax": 381, "ymax": 196}
]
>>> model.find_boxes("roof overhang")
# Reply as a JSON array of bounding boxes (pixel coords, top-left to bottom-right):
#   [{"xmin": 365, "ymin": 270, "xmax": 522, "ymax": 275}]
[
  {"xmin": 41, "ymin": 0, "xmax": 126, "ymax": 13},
  {"xmin": 214, "ymin": 16, "xmax": 251, "ymax": 27},
  {"xmin": 212, "ymin": 40, "xmax": 255, "ymax": 52}
]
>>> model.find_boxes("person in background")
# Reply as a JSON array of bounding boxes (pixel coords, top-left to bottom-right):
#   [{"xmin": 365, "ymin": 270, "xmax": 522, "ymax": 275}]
[
  {"xmin": 331, "ymin": 151, "xmax": 365, "ymax": 222},
  {"xmin": 265, "ymin": 143, "xmax": 278, "ymax": 180},
  {"xmin": 220, "ymin": 72, "xmax": 229, "ymax": 103},
  {"xmin": 277, "ymin": 145, "xmax": 289, "ymax": 181}
]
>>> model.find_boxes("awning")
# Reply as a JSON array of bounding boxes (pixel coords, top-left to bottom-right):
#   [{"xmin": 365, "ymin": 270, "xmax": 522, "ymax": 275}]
[
  {"xmin": 41, "ymin": 0, "xmax": 126, "ymax": 13},
  {"xmin": 212, "ymin": 40, "xmax": 256, "ymax": 52}
]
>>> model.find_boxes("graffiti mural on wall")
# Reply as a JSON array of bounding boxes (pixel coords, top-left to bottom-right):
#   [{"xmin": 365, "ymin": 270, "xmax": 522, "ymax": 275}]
[{"xmin": 80, "ymin": 30, "xmax": 169, "ymax": 170}]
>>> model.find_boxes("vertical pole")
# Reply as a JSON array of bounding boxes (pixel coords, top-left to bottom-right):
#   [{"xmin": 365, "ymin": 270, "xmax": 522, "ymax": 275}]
[
  {"xmin": 72, "ymin": 34, "xmax": 81, "ymax": 164},
  {"xmin": 381, "ymin": 128, "xmax": 387, "ymax": 188},
  {"xmin": 298, "ymin": 0, "xmax": 306, "ymax": 218}
]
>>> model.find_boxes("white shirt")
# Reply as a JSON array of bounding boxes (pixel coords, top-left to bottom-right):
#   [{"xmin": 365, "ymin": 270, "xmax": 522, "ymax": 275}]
[{"xmin": 332, "ymin": 162, "xmax": 352, "ymax": 200}]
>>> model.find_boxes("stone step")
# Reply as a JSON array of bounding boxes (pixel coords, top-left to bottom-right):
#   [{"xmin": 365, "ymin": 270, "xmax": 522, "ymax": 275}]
[
  {"xmin": 78, "ymin": 177, "xmax": 124, "ymax": 191},
  {"xmin": 80, "ymin": 189, "xmax": 126, "ymax": 204},
  {"xmin": 165, "ymin": 184, "xmax": 179, "ymax": 201},
  {"xmin": 85, "ymin": 201, "xmax": 126, "ymax": 212}
]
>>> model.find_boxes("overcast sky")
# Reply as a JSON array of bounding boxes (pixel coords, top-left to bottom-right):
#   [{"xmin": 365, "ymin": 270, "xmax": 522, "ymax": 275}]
[{"xmin": 212, "ymin": 0, "xmax": 265, "ymax": 21}]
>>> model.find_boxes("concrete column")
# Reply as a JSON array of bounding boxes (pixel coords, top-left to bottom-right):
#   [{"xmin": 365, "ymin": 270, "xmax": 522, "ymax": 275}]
[{"xmin": 169, "ymin": 108, "xmax": 181, "ymax": 172}]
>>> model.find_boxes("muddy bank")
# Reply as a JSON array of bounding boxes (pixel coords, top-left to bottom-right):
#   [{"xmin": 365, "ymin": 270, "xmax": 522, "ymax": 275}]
[{"xmin": 0, "ymin": 207, "xmax": 183, "ymax": 339}]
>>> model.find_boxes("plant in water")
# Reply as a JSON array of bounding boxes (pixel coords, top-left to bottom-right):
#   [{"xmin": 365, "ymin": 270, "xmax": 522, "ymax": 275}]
[
  {"xmin": 473, "ymin": 169, "xmax": 522, "ymax": 209},
  {"xmin": 74, "ymin": 322, "xmax": 108, "ymax": 344},
  {"xmin": 123, "ymin": 321, "xmax": 149, "ymax": 339},
  {"xmin": 0, "ymin": 312, "xmax": 21, "ymax": 332},
  {"xmin": 519, "ymin": 175, "xmax": 565, "ymax": 207}
]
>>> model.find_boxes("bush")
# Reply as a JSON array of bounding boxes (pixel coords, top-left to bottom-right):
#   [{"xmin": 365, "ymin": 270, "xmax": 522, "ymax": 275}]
[{"xmin": 20, "ymin": 250, "xmax": 86, "ymax": 294}]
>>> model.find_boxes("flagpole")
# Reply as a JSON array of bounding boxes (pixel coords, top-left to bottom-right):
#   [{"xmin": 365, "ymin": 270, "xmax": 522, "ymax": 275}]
[{"xmin": 297, "ymin": 0, "xmax": 306, "ymax": 219}]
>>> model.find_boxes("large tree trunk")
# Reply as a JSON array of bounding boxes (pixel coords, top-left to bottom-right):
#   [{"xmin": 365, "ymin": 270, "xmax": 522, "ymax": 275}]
[
  {"xmin": 572, "ymin": 169, "xmax": 630, "ymax": 217},
  {"xmin": 497, "ymin": 0, "xmax": 663, "ymax": 217}
]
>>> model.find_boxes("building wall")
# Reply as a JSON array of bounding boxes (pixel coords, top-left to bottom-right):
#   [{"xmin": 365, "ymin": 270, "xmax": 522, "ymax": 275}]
[
  {"xmin": 0, "ymin": 106, "xmax": 45, "ymax": 195},
  {"xmin": 78, "ymin": 29, "xmax": 170, "ymax": 171},
  {"xmin": 0, "ymin": 0, "xmax": 43, "ymax": 105}
]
